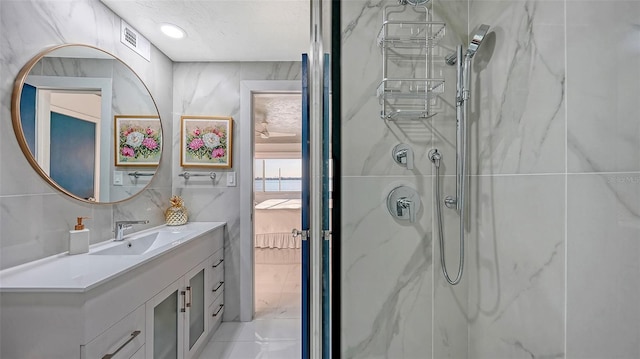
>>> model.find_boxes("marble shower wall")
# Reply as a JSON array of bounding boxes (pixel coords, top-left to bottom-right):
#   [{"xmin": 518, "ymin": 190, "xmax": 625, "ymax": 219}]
[
  {"xmin": 0, "ymin": 0, "xmax": 173, "ymax": 269},
  {"xmin": 466, "ymin": 1, "xmax": 567, "ymax": 358},
  {"xmin": 171, "ymin": 61, "xmax": 301, "ymax": 321},
  {"xmin": 566, "ymin": 1, "xmax": 640, "ymax": 358},
  {"xmin": 340, "ymin": 0, "xmax": 468, "ymax": 358},
  {"xmin": 344, "ymin": 0, "xmax": 639, "ymax": 357},
  {"xmin": 467, "ymin": 0, "xmax": 640, "ymax": 358}
]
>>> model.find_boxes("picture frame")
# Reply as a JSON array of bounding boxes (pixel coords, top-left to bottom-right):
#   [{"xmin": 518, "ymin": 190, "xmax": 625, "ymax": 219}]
[
  {"xmin": 114, "ymin": 115, "xmax": 162, "ymax": 166},
  {"xmin": 180, "ymin": 116, "xmax": 233, "ymax": 168}
]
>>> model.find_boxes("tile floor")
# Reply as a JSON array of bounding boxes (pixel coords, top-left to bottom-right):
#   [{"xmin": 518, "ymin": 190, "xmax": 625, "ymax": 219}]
[{"xmin": 197, "ymin": 248, "xmax": 301, "ymax": 359}]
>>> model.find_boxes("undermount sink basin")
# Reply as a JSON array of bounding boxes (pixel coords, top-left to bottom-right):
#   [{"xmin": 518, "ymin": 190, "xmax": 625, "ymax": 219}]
[{"xmin": 91, "ymin": 230, "xmax": 195, "ymax": 256}]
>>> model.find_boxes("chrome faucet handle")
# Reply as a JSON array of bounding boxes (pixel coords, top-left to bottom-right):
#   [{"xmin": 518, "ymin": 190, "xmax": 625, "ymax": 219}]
[
  {"xmin": 396, "ymin": 197, "xmax": 415, "ymax": 223},
  {"xmin": 115, "ymin": 219, "xmax": 149, "ymax": 225},
  {"xmin": 392, "ymin": 144, "xmax": 414, "ymax": 170},
  {"xmin": 114, "ymin": 220, "xmax": 149, "ymax": 241},
  {"xmin": 387, "ymin": 186, "xmax": 421, "ymax": 223}
]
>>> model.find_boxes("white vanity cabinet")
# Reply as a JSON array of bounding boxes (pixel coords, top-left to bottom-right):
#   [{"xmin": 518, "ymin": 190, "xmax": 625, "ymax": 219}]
[
  {"xmin": 0, "ymin": 222, "xmax": 225, "ymax": 359},
  {"xmin": 145, "ymin": 256, "xmax": 213, "ymax": 359}
]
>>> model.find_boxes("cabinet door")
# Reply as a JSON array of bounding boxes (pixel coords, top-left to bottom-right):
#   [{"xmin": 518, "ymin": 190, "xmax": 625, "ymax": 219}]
[
  {"xmin": 146, "ymin": 278, "xmax": 185, "ymax": 359},
  {"xmin": 184, "ymin": 262, "xmax": 208, "ymax": 359}
]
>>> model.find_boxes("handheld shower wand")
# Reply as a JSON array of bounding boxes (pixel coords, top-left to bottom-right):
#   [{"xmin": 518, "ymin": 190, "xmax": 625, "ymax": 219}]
[{"xmin": 432, "ymin": 24, "xmax": 490, "ymax": 285}]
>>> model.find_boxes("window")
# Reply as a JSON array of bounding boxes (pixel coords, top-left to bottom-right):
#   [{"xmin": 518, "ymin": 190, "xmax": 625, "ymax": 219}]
[{"xmin": 254, "ymin": 159, "xmax": 301, "ymax": 192}]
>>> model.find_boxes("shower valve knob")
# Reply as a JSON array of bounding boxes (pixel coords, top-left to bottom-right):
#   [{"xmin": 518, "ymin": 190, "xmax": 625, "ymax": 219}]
[
  {"xmin": 396, "ymin": 198, "xmax": 415, "ymax": 223},
  {"xmin": 387, "ymin": 186, "xmax": 421, "ymax": 223},
  {"xmin": 392, "ymin": 144, "xmax": 414, "ymax": 170}
]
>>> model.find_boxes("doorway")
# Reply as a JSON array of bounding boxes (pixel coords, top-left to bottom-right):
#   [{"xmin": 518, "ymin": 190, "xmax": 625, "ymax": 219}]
[{"xmin": 252, "ymin": 93, "xmax": 303, "ymax": 322}]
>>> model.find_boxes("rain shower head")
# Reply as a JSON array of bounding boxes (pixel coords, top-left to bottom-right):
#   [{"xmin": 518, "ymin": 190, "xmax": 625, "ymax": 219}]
[{"xmin": 466, "ymin": 24, "xmax": 490, "ymax": 58}]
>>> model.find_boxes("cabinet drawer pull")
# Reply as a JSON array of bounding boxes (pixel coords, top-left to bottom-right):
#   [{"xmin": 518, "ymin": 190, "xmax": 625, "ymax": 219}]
[
  {"xmin": 212, "ymin": 258, "xmax": 224, "ymax": 268},
  {"xmin": 212, "ymin": 304, "xmax": 224, "ymax": 317},
  {"xmin": 212, "ymin": 281, "xmax": 224, "ymax": 292},
  {"xmin": 102, "ymin": 330, "xmax": 141, "ymax": 359},
  {"xmin": 186, "ymin": 286, "xmax": 192, "ymax": 308},
  {"xmin": 181, "ymin": 290, "xmax": 186, "ymax": 312}
]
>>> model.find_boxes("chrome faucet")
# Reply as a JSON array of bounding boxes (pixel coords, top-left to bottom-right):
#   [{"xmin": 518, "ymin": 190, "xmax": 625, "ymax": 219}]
[{"xmin": 114, "ymin": 220, "xmax": 149, "ymax": 241}]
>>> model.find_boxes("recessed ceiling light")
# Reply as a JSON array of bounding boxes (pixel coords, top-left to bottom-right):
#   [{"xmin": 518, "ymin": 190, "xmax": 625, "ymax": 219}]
[{"xmin": 160, "ymin": 23, "xmax": 186, "ymax": 39}]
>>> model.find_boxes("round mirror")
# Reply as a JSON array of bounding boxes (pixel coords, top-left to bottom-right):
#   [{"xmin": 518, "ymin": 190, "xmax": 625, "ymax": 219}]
[{"xmin": 11, "ymin": 44, "xmax": 162, "ymax": 204}]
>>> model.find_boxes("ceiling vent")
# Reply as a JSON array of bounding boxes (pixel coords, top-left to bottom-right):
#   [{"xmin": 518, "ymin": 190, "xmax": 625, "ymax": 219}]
[{"xmin": 120, "ymin": 20, "xmax": 151, "ymax": 62}]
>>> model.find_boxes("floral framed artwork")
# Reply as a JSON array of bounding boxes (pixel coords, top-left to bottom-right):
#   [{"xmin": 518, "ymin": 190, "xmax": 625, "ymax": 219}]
[
  {"xmin": 180, "ymin": 116, "xmax": 233, "ymax": 168},
  {"xmin": 115, "ymin": 115, "xmax": 162, "ymax": 166}
]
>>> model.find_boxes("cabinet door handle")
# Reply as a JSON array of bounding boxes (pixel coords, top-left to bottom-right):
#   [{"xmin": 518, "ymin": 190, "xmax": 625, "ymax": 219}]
[
  {"xmin": 212, "ymin": 258, "xmax": 224, "ymax": 268},
  {"xmin": 102, "ymin": 330, "xmax": 141, "ymax": 359},
  {"xmin": 180, "ymin": 290, "xmax": 187, "ymax": 312},
  {"xmin": 212, "ymin": 281, "xmax": 224, "ymax": 292},
  {"xmin": 186, "ymin": 286, "xmax": 192, "ymax": 308},
  {"xmin": 212, "ymin": 304, "xmax": 224, "ymax": 317}
]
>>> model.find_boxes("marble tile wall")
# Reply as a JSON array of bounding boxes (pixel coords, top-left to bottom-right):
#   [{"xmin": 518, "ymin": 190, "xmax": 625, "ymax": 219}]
[
  {"xmin": 466, "ymin": 175, "xmax": 565, "ymax": 358},
  {"xmin": 566, "ymin": 173, "xmax": 640, "ymax": 358},
  {"xmin": 466, "ymin": 1, "xmax": 568, "ymax": 358},
  {"xmin": 466, "ymin": 0, "xmax": 640, "ymax": 358},
  {"xmin": 343, "ymin": 0, "xmax": 639, "ymax": 358},
  {"xmin": 565, "ymin": 1, "xmax": 640, "ymax": 358},
  {"xmin": 340, "ymin": 0, "xmax": 468, "ymax": 357},
  {"xmin": 469, "ymin": 0, "xmax": 566, "ymax": 176},
  {"xmin": 0, "ymin": 0, "xmax": 173, "ymax": 269},
  {"xmin": 567, "ymin": 1, "xmax": 640, "ymax": 174},
  {"xmin": 171, "ymin": 61, "xmax": 301, "ymax": 322}
]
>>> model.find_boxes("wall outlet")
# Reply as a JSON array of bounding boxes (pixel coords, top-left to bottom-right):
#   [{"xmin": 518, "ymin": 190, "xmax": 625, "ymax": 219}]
[
  {"xmin": 226, "ymin": 172, "xmax": 236, "ymax": 187},
  {"xmin": 113, "ymin": 171, "xmax": 123, "ymax": 186}
]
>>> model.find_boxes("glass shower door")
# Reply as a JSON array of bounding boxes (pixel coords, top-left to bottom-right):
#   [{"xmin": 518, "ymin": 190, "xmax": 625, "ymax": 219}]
[
  {"xmin": 301, "ymin": 52, "xmax": 311, "ymax": 359},
  {"xmin": 300, "ymin": 51, "xmax": 332, "ymax": 358}
]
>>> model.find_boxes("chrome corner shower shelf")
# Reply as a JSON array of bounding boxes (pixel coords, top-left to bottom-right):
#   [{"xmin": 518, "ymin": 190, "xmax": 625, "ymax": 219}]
[
  {"xmin": 377, "ymin": 2, "xmax": 446, "ymax": 120},
  {"xmin": 377, "ymin": 78, "xmax": 445, "ymax": 119},
  {"xmin": 376, "ymin": 21, "xmax": 446, "ymax": 48}
]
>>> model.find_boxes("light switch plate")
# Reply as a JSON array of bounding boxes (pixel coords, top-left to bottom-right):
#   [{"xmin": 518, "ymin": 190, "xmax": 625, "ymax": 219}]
[
  {"xmin": 113, "ymin": 171, "xmax": 123, "ymax": 186},
  {"xmin": 226, "ymin": 172, "xmax": 236, "ymax": 187}
]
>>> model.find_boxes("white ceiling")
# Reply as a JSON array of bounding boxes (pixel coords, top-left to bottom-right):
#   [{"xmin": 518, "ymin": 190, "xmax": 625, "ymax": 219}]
[
  {"xmin": 253, "ymin": 93, "xmax": 301, "ymax": 145},
  {"xmin": 99, "ymin": 0, "xmax": 311, "ymax": 62}
]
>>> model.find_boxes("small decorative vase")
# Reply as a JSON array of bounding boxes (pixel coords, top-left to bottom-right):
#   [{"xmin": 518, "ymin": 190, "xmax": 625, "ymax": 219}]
[{"xmin": 165, "ymin": 196, "xmax": 188, "ymax": 226}]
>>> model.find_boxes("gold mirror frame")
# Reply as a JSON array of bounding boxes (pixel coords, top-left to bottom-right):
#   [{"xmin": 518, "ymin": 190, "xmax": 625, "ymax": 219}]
[{"xmin": 10, "ymin": 44, "xmax": 163, "ymax": 204}]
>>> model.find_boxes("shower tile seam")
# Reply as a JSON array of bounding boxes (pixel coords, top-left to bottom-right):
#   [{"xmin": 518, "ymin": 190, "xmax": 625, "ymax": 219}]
[{"xmin": 339, "ymin": 172, "xmax": 640, "ymax": 181}]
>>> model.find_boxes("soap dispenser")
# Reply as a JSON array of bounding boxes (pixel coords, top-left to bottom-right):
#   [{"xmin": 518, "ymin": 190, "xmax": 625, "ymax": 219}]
[{"xmin": 69, "ymin": 217, "xmax": 90, "ymax": 255}]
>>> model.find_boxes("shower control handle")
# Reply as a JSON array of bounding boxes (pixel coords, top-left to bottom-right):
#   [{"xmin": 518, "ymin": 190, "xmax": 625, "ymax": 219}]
[
  {"xmin": 392, "ymin": 144, "xmax": 414, "ymax": 170},
  {"xmin": 387, "ymin": 186, "xmax": 421, "ymax": 223},
  {"xmin": 396, "ymin": 198, "xmax": 415, "ymax": 223}
]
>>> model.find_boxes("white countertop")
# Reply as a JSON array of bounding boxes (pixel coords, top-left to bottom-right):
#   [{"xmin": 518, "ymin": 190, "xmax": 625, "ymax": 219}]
[{"xmin": 0, "ymin": 222, "xmax": 225, "ymax": 293}]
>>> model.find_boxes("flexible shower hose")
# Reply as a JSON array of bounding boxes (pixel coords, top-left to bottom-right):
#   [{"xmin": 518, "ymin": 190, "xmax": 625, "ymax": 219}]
[{"xmin": 432, "ymin": 151, "xmax": 464, "ymax": 285}]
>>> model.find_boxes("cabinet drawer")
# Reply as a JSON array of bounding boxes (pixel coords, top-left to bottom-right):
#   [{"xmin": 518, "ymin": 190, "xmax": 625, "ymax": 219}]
[
  {"xmin": 210, "ymin": 248, "xmax": 224, "ymax": 276},
  {"xmin": 210, "ymin": 277, "xmax": 224, "ymax": 304},
  {"xmin": 83, "ymin": 304, "xmax": 145, "ymax": 359},
  {"xmin": 209, "ymin": 266, "xmax": 224, "ymax": 290},
  {"xmin": 209, "ymin": 249, "xmax": 224, "ymax": 305},
  {"xmin": 208, "ymin": 294, "xmax": 224, "ymax": 335}
]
